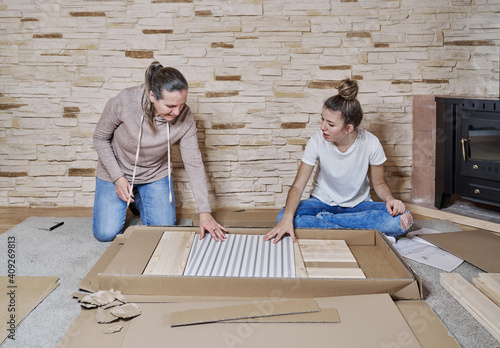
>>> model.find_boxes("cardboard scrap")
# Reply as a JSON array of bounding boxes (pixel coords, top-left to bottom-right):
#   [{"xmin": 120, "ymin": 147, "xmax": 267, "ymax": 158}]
[
  {"xmin": 171, "ymin": 298, "xmax": 320, "ymax": 327},
  {"xmin": 79, "ymin": 289, "xmax": 141, "ymax": 326},
  {"xmin": 96, "ymin": 307, "xmax": 119, "ymax": 324},
  {"xmin": 81, "ymin": 289, "xmax": 127, "ymax": 308},
  {"xmin": 110, "ymin": 303, "xmax": 141, "ymax": 319},
  {"xmin": 103, "ymin": 325, "xmax": 123, "ymax": 334},
  {"xmin": 221, "ymin": 308, "xmax": 340, "ymax": 324}
]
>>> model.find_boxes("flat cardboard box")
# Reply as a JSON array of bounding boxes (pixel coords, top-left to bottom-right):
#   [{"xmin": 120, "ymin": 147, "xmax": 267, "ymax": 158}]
[
  {"xmin": 81, "ymin": 226, "xmax": 422, "ymax": 300},
  {"xmin": 419, "ymin": 229, "xmax": 500, "ymax": 273},
  {"xmin": 59, "ymin": 294, "xmax": 459, "ymax": 348}
]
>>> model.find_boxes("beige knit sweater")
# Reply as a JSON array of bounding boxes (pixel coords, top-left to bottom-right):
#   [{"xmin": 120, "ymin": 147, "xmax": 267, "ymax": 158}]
[{"xmin": 93, "ymin": 84, "xmax": 211, "ymax": 213}]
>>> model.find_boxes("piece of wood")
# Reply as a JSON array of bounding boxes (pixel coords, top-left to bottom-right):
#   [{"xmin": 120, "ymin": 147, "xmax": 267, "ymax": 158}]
[
  {"xmin": 143, "ymin": 231, "xmax": 195, "ymax": 276},
  {"xmin": 306, "ymin": 267, "xmax": 366, "ymax": 279},
  {"xmin": 298, "ymin": 239, "xmax": 357, "ymax": 263},
  {"xmin": 472, "ymin": 273, "xmax": 500, "ymax": 307},
  {"xmin": 297, "ymin": 239, "xmax": 365, "ymax": 278},
  {"xmin": 440, "ymin": 273, "xmax": 500, "ymax": 342},
  {"xmin": 406, "ymin": 203, "xmax": 500, "ymax": 233},
  {"xmin": 293, "ymin": 242, "xmax": 309, "ymax": 278}
]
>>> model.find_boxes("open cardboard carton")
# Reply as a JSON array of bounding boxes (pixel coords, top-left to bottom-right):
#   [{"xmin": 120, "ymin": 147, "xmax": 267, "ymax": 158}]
[
  {"xmin": 82, "ymin": 226, "xmax": 422, "ymax": 300},
  {"xmin": 65, "ymin": 226, "xmax": 459, "ymax": 347}
]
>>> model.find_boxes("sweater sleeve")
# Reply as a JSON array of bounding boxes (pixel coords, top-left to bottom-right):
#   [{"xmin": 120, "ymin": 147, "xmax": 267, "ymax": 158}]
[
  {"xmin": 93, "ymin": 97, "xmax": 125, "ymax": 182},
  {"xmin": 179, "ymin": 114, "xmax": 212, "ymax": 214}
]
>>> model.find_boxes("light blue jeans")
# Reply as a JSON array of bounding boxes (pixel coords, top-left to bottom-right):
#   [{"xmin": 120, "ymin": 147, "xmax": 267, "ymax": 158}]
[
  {"xmin": 92, "ymin": 176, "xmax": 176, "ymax": 242},
  {"xmin": 278, "ymin": 197, "xmax": 412, "ymax": 236}
]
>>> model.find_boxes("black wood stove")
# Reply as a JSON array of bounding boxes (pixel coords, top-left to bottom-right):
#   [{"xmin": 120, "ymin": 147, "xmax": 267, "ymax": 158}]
[{"xmin": 435, "ymin": 97, "xmax": 500, "ymax": 209}]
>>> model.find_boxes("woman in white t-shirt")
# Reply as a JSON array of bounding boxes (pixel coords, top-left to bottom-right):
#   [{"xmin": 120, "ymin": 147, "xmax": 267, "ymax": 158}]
[{"xmin": 264, "ymin": 79, "xmax": 413, "ymax": 243}]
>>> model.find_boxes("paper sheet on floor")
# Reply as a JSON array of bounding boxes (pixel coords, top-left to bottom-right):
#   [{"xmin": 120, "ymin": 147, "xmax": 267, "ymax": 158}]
[{"xmin": 393, "ymin": 228, "xmax": 463, "ymax": 272}]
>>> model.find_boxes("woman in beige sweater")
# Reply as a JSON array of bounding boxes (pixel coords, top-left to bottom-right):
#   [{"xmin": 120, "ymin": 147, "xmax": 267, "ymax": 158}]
[{"xmin": 92, "ymin": 61, "xmax": 226, "ymax": 242}]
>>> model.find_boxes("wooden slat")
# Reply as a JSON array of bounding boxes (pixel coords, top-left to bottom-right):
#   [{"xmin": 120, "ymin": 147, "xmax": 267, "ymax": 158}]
[
  {"xmin": 306, "ymin": 267, "xmax": 366, "ymax": 279},
  {"xmin": 441, "ymin": 273, "xmax": 500, "ymax": 342},
  {"xmin": 143, "ymin": 231, "xmax": 195, "ymax": 276},
  {"xmin": 406, "ymin": 203, "xmax": 500, "ymax": 233},
  {"xmin": 298, "ymin": 239, "xmax": 357, "ymax": 263},
  {"xmin": 472, "ymin": 273, "xmax": 500, "ymax": 307},
  {"xmin": 298, "ymin": 239, "xmax": 365, "ymax": 278},
  {"xmin": 293, "ymin": 242, "xmax": 308, "ymax": 278}
]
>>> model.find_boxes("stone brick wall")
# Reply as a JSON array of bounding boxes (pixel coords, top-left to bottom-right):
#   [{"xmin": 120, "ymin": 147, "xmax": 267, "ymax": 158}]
[{"xmin": 1, "ymin": 0, "xmax": 499, "ymax": 208}]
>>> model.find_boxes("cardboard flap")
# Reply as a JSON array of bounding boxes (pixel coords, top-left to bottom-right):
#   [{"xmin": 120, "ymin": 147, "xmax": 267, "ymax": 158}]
[
  {"xmin": 419, "ymin": 230, "xmax": 500, "ymax": 273},
  {"xmin": 397, "ymin": 300, "xmax": 460, "ymax": 348},
  {"xmin": 170, "ymin": 299, "xmax": 320, "ymax": 327}
]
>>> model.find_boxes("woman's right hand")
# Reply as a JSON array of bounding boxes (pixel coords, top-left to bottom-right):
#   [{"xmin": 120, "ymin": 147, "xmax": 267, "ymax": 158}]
[
  {"xmin": 114, "ymin": 176, "xmax": 134, "ymax": 203},
  {"xmin": 264, "ymin": 218, "xmax": 296, "ymax": 244}
]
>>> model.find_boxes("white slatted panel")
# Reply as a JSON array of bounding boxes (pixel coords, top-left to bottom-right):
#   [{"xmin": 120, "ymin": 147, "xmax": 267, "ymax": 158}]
[{"xmin": 184, "ymin": 234, "xmax": 295, "ymax": 278}]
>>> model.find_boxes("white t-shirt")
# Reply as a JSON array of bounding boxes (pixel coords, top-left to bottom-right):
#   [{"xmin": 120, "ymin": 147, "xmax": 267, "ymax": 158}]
[{"xmin": 301, "ymin": 129, "xmax": 387, "ymax": 207}]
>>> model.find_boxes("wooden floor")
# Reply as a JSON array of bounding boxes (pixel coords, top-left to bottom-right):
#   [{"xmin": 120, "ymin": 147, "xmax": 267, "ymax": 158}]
[{"xmin": 1, "ymin": 203, "xmax": 500, "ymax": 235}]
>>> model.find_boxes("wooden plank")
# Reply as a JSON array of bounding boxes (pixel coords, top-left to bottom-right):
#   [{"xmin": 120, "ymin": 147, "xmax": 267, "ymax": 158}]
[
  {"xmin": 440, "ymin": 273, "xmax": 500, "ymax": 342},
  {"xmin": 406, "ymin": 203, "xmax": 500, "ymax": 233},
  {"xmin": 298, "ymin": 239, "xmax": 357, "ymax": 263},
  {"xmin": 472, "ymin": 273, "xmax": 500, "ymax": 307},
  {"xmin": 297, "ymin": 239, "xmax": 365, "ymax": 278},
  {"xmin": 293, "ymin": 242, "xmax": 308, "ymax": 278},
  {"xmin": 143, "ymin": 231, "xmax": 195, "ymax": 276},
  {"xmin": 306, "ymin": 267, "xmax": 366, "ymax": 279}
]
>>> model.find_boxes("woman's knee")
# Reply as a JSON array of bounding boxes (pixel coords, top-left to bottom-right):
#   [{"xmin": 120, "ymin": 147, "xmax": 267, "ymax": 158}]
[{"xmin": 93, "ymin": 225, "xmax": 121, "ymax": 242}]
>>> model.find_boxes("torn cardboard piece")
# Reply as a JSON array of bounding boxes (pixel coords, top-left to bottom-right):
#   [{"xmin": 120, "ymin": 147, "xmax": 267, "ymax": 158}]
[
  {"xmin": 79, "ymin": 289, "xmax": 141, "ymax": 326},
  {"xmin": 419, "ymin": 229, "xmax": 500, "ymax": 272},
  {"xmin": 0, "ymin": 276, "xmax": 59, "ymax": 345},
  {"xmin": 171, "ymin": 298, "xmax": 320, "ymax": 327}
]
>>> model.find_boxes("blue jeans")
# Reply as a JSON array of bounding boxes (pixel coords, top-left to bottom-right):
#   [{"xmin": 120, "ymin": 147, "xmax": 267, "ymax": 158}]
[
  {"xmin": 92, "ymin": 176, "xmax": 176, "ymax": 242},
  {"xmin": 278, "ymin": 197, "xmax": 412, "ymax": 236}
]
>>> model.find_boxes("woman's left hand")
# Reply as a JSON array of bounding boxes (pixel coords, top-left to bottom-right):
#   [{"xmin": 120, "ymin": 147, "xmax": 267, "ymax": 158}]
[
  {"xmin": 386, "ymin": 199, "xmax": 406, "ymax": 216},
  {"xmin": 199, "ymin": 212, "xmax": 227, "ymax": 241}
]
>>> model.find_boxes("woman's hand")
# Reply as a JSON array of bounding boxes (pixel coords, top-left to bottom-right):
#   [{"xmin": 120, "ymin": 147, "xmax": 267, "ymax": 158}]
[
  {"xmin": 386, "ymin": 198, "xmax": 406, "ymax": 216},
  {"xmin": 114, "ymin": 176, "xmax": 134, "ymax": 203},
  {"xmin": 199, "ymin": 212, "xmax": 227, "ymax": 241},
  {"xmin": 264, "ymin": 218, "xmax": 296, "ymax": 244}
]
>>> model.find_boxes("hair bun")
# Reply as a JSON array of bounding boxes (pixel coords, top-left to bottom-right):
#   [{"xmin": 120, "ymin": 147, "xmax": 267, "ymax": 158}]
[{"xmin": 337, "ymin": 79, "xmax": 358, "ymax": 101}]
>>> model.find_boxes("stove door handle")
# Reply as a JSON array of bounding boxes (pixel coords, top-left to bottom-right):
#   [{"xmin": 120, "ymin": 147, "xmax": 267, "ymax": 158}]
[{"xmin": 461, "ymin": 138, "xmax": 467, "ymax": 161}]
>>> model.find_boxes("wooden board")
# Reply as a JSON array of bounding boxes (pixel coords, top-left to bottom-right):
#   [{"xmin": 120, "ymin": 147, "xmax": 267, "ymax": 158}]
[
  {"xmin": 306, "ymin": 267, "xmax": 366, "ymax": 279},
  {"xmin": 441, "ymin": 273, "xmax": 500, "ymax": 342},
  {"xmin": 472, "ymin": 273, "xmax": 500, "ymax": 307},
  {"xmin": 406, "ymin": 203, "xmax": 500, "ymax": 233},
  {"xmin": 143, "ymin": 231, "xmax": 195, "ymax": 276},
  {"xmin": 298, "ymin": 239, "xmax": 365, "ymax": 279},
  {"xmin": 293, "ymin": 242, "xmax": 308, "ymax": 278}
]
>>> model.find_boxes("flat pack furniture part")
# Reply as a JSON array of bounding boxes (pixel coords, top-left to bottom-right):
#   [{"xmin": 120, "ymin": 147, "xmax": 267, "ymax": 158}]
[
  {"xmin": 472, "ymin": 273, "xmax": 500, "ymax": 307},
  {"xmin": 143, "ymin": 231, "xmax": 195, "ymax": 276},
  {"xmin": 144, "ymin": 232, "xmax": 365, "ymax": 279},
  {"xmin": 440, "ymin": 273, "xmax": 500, "ymax": 342},
  {"xmin": 183, "ymin": 233, "xmax": 295, "ymax": 278},
  {"xmin": 297, "ymin": 238, "xmax": 366, "ymax": 278}
]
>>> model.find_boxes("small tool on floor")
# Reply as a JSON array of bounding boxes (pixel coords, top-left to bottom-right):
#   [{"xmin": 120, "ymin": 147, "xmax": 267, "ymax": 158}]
[{"xmin": 39, "ymin": 221, "xmax": 64, "ymax": 231}]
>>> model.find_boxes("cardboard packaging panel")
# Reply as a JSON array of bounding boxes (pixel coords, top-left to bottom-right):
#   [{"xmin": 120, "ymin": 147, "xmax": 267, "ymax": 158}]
[
  {"xmin": 82, "ymin": 226, "xmax": 422, "ymax": 300},
  {"xmin": 419, "ymin": 229, "xmax": 500, "ymax": 273},
  {"xmin": 60, "ymin": 294, "xmax": 428, "ymax": 348}
]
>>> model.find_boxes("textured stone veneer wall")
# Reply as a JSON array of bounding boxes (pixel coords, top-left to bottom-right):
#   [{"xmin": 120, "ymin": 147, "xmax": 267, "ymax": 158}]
[{"xmin": 1, "ymin": 0, "xmax": 499, "ymax": 208}]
